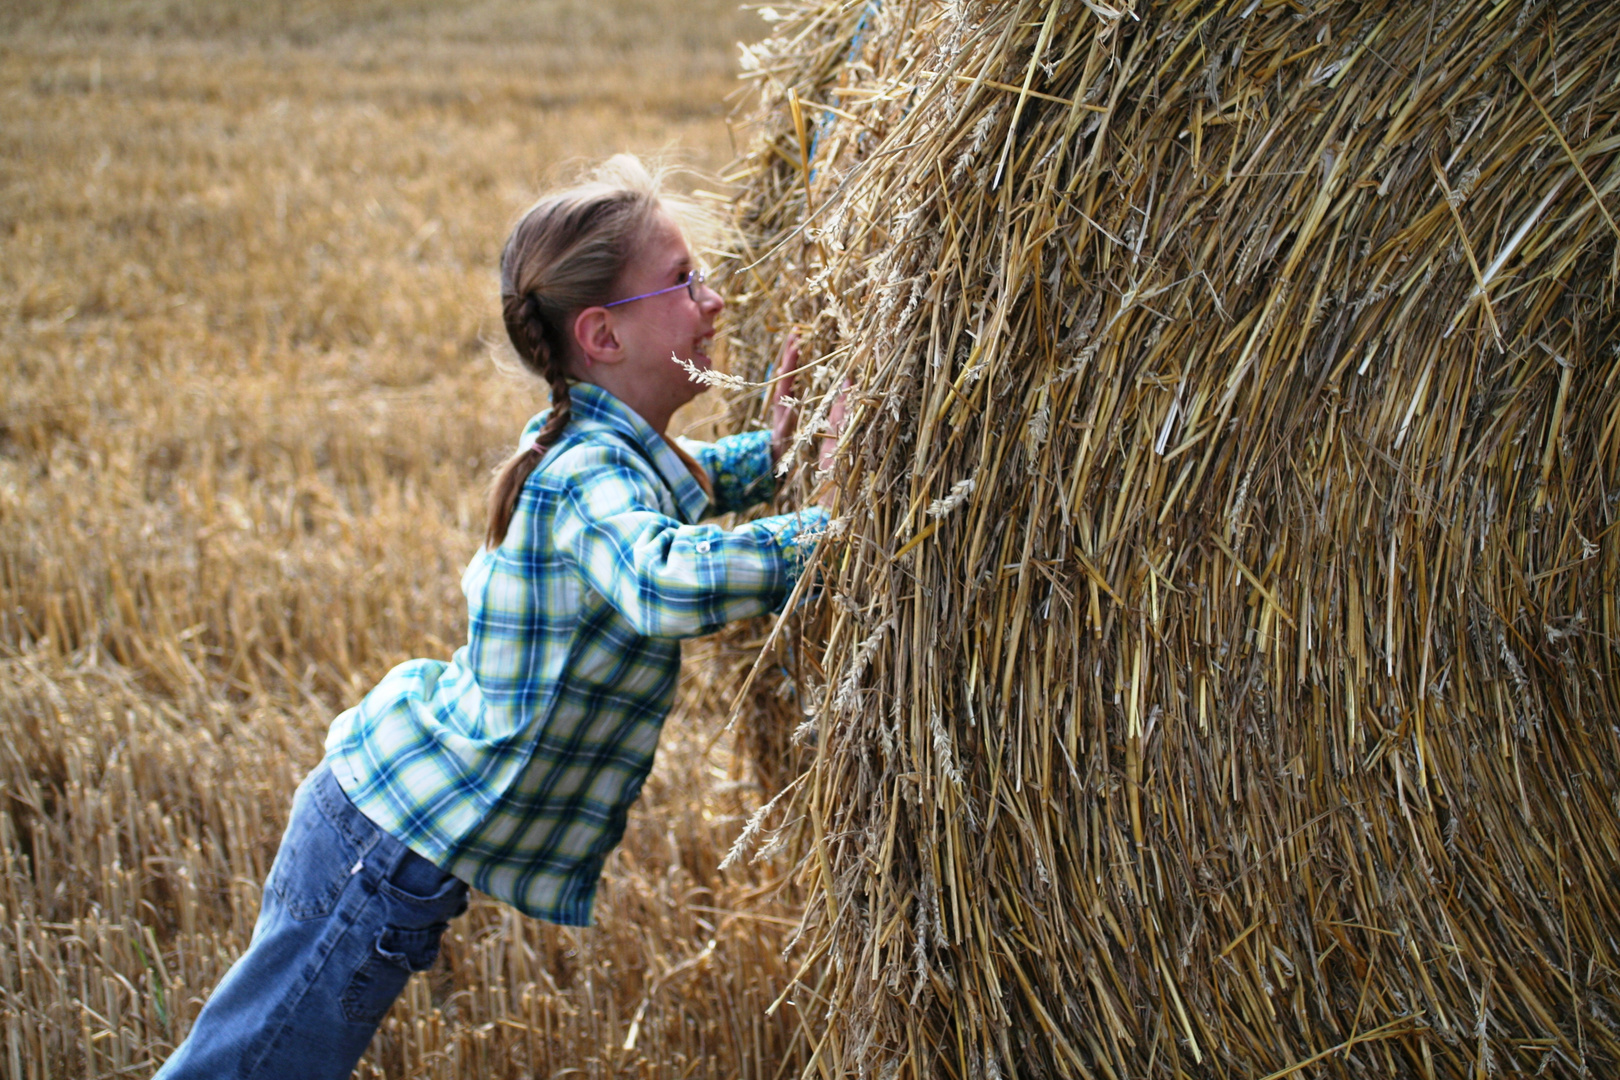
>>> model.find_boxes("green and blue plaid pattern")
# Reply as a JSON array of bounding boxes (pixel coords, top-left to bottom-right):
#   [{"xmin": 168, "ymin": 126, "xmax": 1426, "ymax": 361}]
[{"xmin": 324, "ymin": 383, "xmax": 824, "ymax": 925}]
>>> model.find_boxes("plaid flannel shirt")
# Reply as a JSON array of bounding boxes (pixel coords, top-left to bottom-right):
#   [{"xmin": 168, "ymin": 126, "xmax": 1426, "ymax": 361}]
[{"xmin": 324, "ymin": 383, "xmax": 825, "ymax": 925}]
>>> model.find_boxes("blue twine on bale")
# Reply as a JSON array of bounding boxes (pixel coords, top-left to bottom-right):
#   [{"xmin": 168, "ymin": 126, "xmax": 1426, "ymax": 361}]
[
  {"xmin": 805, "ymin": 0, "xmax": 880, "ymax": 184},
  {"xmin": 762, "ymin": 0, "xmax": 881, "ymax": 404}
]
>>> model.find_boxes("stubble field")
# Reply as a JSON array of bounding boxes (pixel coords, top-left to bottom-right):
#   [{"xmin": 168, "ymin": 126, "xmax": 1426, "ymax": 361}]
[{"xmin": 0, "ymin": 2, "xmax": 816, "ymax": 1077}]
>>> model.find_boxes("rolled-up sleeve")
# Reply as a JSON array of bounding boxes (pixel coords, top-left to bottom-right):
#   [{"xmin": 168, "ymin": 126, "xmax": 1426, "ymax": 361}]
[{"xmin": 554, "ymin": 445, "xmax": 826, "ymax": 638}]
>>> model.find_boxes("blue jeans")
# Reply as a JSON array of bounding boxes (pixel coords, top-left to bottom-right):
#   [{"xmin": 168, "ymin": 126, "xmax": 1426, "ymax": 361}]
[{"xmin": 154, "ymin": 763, "xmax": 470, "ymax": 1080}]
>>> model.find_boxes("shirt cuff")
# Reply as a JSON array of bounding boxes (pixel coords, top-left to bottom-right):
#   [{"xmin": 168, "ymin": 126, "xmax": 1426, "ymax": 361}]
[{"xmin": 769, "ymin": 506, "xmax": 831, "ymax": 595}]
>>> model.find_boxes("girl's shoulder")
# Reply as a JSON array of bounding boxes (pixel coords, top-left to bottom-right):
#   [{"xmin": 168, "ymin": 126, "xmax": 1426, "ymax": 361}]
[{"xmin": 529, "ymin": 421, "xmax": 659, "ymax": 490}]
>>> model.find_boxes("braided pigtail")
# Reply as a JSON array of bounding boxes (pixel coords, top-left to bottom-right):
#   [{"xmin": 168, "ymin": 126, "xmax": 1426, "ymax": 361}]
[{"xmin": 487, "ymin": 295, "xmax": 576, "ymax": 548}]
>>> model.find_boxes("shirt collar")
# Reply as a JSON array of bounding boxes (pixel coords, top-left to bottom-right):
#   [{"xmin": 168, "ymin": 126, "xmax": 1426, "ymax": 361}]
[{"xmin": 522, "ymin": 382, "xmax": 711, "ymax": 523}]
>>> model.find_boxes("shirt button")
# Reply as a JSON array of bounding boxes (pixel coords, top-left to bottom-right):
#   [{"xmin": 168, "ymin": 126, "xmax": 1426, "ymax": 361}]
[{"xmin": 695, "ymin": 540, "xmax": 712, "ymax": 554}]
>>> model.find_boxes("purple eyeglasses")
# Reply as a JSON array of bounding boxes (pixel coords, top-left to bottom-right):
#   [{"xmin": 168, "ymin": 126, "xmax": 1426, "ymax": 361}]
[{"xmin": 602, "ymin": 268, "xmax": 707, "ymax": 308}]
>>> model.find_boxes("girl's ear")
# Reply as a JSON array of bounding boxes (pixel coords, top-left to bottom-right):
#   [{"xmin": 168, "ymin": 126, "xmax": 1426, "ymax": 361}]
[{"xmin": 572, "ymin": 307, "xmax": 622, "ymax": 367}]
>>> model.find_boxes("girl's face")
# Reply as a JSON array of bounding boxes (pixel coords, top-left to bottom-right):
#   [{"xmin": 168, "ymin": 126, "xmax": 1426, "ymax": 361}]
[{"xmin": 603, "ymin": 206, "xmax": 724, "ymax": 422}]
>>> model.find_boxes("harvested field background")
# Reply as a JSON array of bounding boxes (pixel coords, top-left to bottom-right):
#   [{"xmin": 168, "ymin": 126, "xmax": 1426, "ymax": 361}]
[{"xmin": 0, "ymin": 3, "xmax": 821, "ymax": 1077}]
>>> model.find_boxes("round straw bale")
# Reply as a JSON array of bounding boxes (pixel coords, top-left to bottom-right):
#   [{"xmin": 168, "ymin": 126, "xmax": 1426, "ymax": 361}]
[{"xmin": 722, "ymin": 2, "xmax": 1620, "ymax": 1077}]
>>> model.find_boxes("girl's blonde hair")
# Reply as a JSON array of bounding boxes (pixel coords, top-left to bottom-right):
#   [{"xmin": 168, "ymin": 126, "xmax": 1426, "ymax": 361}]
[{"xmin": 487, "ymin": 155, "xmax": 667, "ymax": 548}]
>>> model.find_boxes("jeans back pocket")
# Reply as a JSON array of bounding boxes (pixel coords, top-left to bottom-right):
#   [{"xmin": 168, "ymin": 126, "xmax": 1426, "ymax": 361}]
[{"xmin": 340, "ymin": 924, "xmax": 448, "ymax": 1025}]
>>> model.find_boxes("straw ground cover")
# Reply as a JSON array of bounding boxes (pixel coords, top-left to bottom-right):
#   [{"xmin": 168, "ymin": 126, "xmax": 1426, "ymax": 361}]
[
  {"xmin": 1, "ymin": 3, "xmax": 821, "ymax": 1077},
  {"xmin": 721, "ymin": 1, "xmax": 1620, "ymax": 1077}
]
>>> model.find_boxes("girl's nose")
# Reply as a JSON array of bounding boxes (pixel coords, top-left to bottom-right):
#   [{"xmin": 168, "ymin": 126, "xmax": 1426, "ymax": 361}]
[{"xmin": 698, "ymin": 281, "xmax": 724, "ymax": 316}]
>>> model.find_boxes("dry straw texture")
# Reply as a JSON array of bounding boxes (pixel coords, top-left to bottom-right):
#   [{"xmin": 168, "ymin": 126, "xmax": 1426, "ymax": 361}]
[
  {"xmin": 1, "ymin": 2, "xmax": 823, "ymax": 1076},
  {"xmin": 722, "ymin": 0, "xmax": 1620, "ymax": 1076}
]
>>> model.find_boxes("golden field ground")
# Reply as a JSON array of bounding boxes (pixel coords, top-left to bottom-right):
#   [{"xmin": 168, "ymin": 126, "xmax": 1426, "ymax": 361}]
[{"xmin": 1, "ymin": 2, "xmax": 818, "ymax": 1076}]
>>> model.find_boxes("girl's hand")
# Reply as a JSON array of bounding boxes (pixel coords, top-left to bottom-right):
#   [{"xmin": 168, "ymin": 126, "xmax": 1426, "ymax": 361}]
[
  {"xmin": 819, "ymin": 380, "xmax": 848, "ymax": 471},
  {"xmin": 768, "ymin": 334, "xmax": 801, "ymax": 465}
]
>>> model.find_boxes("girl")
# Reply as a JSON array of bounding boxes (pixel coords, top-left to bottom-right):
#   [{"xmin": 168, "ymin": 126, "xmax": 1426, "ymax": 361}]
[{"xmin": 155, "ymin": 155, "xmax": 830, "ymax": 1079}]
